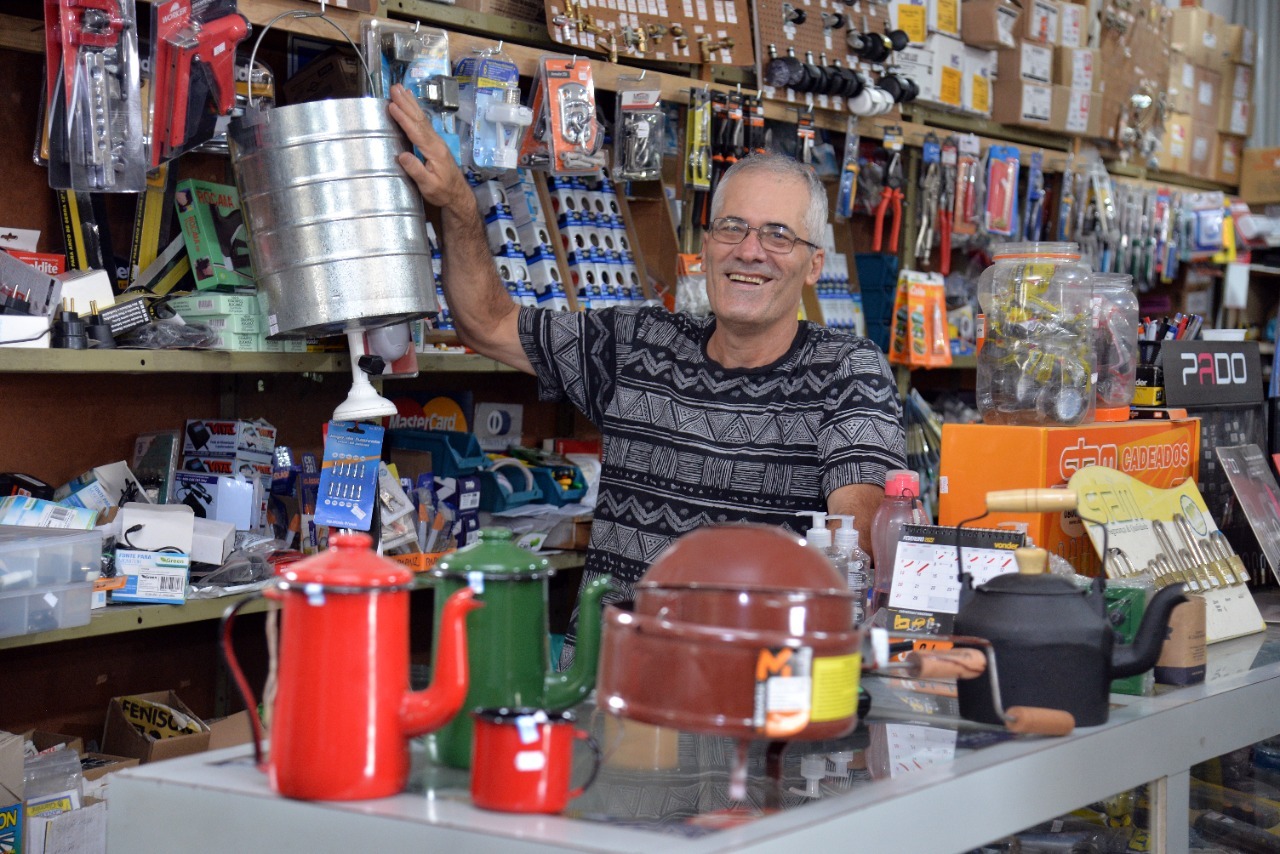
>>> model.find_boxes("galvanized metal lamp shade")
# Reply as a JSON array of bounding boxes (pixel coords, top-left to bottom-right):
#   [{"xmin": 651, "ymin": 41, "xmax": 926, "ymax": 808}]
[{"xmin": 230, "ymin": 97, "xmax": 437, "ymax": 338}]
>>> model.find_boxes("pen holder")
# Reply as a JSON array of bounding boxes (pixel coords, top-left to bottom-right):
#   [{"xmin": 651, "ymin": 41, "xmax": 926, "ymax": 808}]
[{"xmin": 1137, "ymin": 340, "xmax": 1162, "ymax": 367}]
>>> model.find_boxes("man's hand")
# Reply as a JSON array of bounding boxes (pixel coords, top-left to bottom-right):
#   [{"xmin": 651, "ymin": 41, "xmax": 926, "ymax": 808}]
[{"xmin": 387, "ymin": 84, "xmax": 473, "ymax": 213}]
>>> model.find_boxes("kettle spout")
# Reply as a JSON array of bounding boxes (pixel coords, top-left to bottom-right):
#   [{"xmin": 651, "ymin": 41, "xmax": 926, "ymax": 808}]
[
  {"xmin": 1110, "ymin": 583, "xmax": 1187, "ymax": 679},
  {"xmin": 545, "ymin": 575, "xmax": 614, "ymax": 709},
  {"xmin": 401, "ymin": 586, "xmax": 483, "ymax": 737}
]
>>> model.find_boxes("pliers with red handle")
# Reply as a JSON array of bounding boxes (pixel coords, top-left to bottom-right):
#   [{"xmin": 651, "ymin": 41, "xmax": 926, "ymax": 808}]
[
  {"xmin": 938, "ymin": 158, "xmax": 956, "ymax": 274},
  {"xmin": 873, "ymin": 151, "xmax": 904, "ymax": 253}
]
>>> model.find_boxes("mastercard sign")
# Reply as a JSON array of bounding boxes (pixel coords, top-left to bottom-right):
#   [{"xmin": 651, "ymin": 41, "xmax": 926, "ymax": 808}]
[{"xmin": 386, "ymin": 395, "xmax": 470, "ymax": 432}]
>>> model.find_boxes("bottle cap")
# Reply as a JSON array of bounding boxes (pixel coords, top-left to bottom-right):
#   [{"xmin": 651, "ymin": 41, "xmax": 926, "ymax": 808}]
[
  {"xmin": 798, "ymin": 511, "xmax": 831, "ymax": 548},
  {"xmin": 885, "ymin": 469, "xmax": 920, "ymax": 498}
]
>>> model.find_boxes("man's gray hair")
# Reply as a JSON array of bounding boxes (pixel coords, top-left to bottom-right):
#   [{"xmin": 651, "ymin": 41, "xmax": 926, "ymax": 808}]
[{"xmin": 709, "ymin": 153, "xmax": 828, "ymax": 246}]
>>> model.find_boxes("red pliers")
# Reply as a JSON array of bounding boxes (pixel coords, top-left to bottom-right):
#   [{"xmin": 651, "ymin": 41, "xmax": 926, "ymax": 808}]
[
  {"xmin": 873, "ymin": 151, "xmax": 904, "ymax": 253},
  {"xmin": 938, "ymin": 160, "xmax": 955, "ymax": 275}
]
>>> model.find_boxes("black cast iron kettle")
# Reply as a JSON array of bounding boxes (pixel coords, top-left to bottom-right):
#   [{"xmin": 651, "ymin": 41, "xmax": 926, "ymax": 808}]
[{"xmin": 953, "ymin": 490, "xmax": 1187, "ymax": 728}]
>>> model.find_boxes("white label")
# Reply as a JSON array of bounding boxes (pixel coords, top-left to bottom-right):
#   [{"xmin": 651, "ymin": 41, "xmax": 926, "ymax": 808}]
[
  {"xmin": 1203, "ymin": 30, "xmax": 1217, "ymax": 49},
  {"xmin": 1233, "ymin": 66, "xmax": 1252, "ymax": 100},
  {"xmin": 1192, "ymin": 134, "xmax": 1210, "ymax": 161},
  {"xmin": 1023, "ymin": 82, "xmax": 1052, "ymax": 121},
  {"xmin": 1198, "ymin": 80, "xmax": 1214, "ymax": 106},
  {"xmin": 1071, "ymin": 50, "xmax": 1094, "ymax": 90},
  {"xmin": 1182, "ymin": 62, "xmax": 1195, "ymax": 90},
  {"xmin": 1059, "ymin": 5, "xmax": 1083, "ymax": 48},
  {"xmin": 1023, "ymin": 43, "xmax": 1052, "ymax": 82},
  {"xmin": 514, "ymin": 750, "xmax": 547, "ymax": 772},
  {"xmin": 996, "ymin": 6, "xmax": 1018, "ymax": 46},
  {"xmin": 1230, "ymin": 100, "xmax": 1250, "ymax": 135},
  {"xmin": 1066, "ymin": 90, "xmax": 1091, "ymax": 134}
]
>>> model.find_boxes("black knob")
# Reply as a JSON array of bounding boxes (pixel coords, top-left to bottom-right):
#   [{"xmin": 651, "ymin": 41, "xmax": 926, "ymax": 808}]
[
  {"xmin": 358, "ymin": 354, "xmax": 387, "ymax": 376},
  {"xmin": 784, "ymin": 6, "xmax": 806, "ymax": 25},
  {"xmin": 887, "ymin": 29, "xmax": 910, "ymax": 52}
]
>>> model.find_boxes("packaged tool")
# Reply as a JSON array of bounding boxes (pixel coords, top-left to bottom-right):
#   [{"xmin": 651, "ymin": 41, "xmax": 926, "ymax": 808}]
[
  {"xmin": 613, "ymin": 75, "xmax": 663, "ymax": 181},
  {"xmin": 834, "ymin": 117, "xmax": 860, "ymax": 222},
  {"xmin": 362, "ymin": 19, "xmax": 459, "ymax": 163},
  {"xmin": 983, "ymin": 144, "xmax": 1020, "ymax": 237},
  {"xmin": 454, "ymin": 47, "xmax": 530, "ymax": 171},
  {"xmin": 519, "ymin": 55, "xmax": 605, "ymax": 176},
  {"xmin": 43, "ymin": 0, "xmax": 147, "ymax": 192},
  {"xmin": 148, "ymin": 0, "xmax": 250, "ymax": 168},
  {"xmin": 684, "ymin": 88, "xmax": 711, "ymax": 191}
]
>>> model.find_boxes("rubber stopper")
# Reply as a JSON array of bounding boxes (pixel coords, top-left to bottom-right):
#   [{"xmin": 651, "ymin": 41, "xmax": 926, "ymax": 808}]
[{"xmin": 1003, "ymin": 707, "xmax": 1075, "ymax": 737}]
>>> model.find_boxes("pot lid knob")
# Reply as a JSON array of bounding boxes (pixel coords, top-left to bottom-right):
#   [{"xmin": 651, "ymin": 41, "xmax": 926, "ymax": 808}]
[{"xmin": 1014, "ymin": 546, "xmax": 1049, "ymax": 575}]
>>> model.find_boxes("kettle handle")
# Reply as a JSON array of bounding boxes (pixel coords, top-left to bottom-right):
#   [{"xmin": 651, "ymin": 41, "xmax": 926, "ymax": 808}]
[{"xmin": 219, "ymin": 591, "xmax": 270, "ymax": 772}]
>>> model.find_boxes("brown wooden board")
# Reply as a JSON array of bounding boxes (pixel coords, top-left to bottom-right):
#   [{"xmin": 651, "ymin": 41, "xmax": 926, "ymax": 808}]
[
  {"xmin": 754, "ymin": 0, "xmax": 892, "ymax": 113},
  {"xmin": 542, "ymin": 0, "xmax": 754, "ymax": 67}
]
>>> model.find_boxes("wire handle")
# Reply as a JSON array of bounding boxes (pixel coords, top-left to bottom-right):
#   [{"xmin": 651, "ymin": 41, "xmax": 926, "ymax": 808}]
[{"xmin": 246, "ymin": 10, "xmax": 376, "ymax": 108}]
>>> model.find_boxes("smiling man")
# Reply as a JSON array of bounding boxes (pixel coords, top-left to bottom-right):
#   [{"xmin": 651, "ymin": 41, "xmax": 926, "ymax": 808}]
[{"xmin": 389, "ymin": 85, "xmax": 905, "ymax": 660}]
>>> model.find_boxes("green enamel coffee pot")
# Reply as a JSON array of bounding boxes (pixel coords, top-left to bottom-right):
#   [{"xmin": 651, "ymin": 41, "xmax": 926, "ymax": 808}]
[{"xmin": 429, "ymin": 528, "xmax": 612, "ymax": 768}]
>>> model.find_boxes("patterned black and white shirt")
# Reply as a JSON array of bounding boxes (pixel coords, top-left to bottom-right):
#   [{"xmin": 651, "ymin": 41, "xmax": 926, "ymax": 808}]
[{"xmin": 519, "ymin": 306, "xmax": 906, "ymax": 645}]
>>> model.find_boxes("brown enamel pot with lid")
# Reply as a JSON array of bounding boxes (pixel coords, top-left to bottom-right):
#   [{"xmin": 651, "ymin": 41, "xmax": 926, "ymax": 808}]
[{"xmin": 597, "ymin": 524, "xmax": 864, "ymax": 742}]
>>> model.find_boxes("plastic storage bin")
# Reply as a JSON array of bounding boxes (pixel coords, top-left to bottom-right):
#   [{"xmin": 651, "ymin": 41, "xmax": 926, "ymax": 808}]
[
  {"xmin": 476, "ymin": 461, "xmax": 543, "ymax": 512},
  {"xmin": 0, "ymin": 526, "xmax": 102, "ymax": 589},
  {"xmin": 0, "ymin": 581, "xmax": 94, "ymax": 639},
  {"xmin": 529, "ymin": 465, "xmax": 588, "ymax": 506},
  {"xmin": 387, "ymin": 430, "xmax": 488, "ymax": 477}
]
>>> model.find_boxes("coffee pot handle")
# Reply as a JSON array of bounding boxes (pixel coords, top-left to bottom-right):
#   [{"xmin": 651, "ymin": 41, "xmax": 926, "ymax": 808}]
[
  {"xmin": 566, "ymin": 730, "xmax": 603, "ymax": 801},
  {"xmin": 220, "ymin": 592, "xmax": 270, "ymax": 772}
]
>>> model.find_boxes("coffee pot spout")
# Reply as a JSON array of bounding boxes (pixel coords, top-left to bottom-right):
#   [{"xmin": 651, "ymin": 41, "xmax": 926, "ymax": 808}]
[
  {"xmin": 1109, "ymin": 583, "xmax": 1187, "ymax": 679},
  {"xmin": 401, "ymin": 586, "xmax": 483, "ymax": 736},
  {"xmin": 545, "ymin": 575, "xmax": 614, "ymax": 708}
]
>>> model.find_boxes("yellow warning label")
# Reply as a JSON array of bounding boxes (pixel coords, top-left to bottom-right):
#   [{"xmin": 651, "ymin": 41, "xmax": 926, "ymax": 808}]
[
  {"xmin": 940, "ymin": 66, "xmax": 963, "ymax": 107},
  {"xmin": 936, "ymin": 0, "xmax": 959, "ymax": 34},
  {"xmin": 810, "ymin": 653, "xmax": 860, "ymax": 722},
  {"xmin": 897, "ymin": 5, "xmax": 927, "ymax": 44},
  {"xmin": 972, "ymin": 76, "xmax": 991, "ymax": 114}
]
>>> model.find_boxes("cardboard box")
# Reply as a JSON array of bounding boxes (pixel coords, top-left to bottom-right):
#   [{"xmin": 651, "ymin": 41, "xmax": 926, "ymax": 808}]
[
  {"xmin": 1154, "ymin": 598, "xmax": 1207, "ymax": 686},
  {"xmin": 1191, "ymin": 66, "xmax": 1221, "ymax": 126},
  {"xmin": 0, "ymin": 731, "xmax": 22, "ymax": 854},
  {"xmin": 991, "ymin": 78, "xmax": 1053, "ymax": 128},
  {"xmin": 938, "ymin": 419, "xmax": 1201, "ymax": 574},
  {"xmin": 26, "ymin": 797, "xmax": 106, "ymax": 854},
  {"xmin": 1223, "ymin": 22, "xmax": 1255, "ymax": 66},
  {"xmin": 102, "ymin": 691, "xmax": 211, "ymax": 763},
  {"xmin": 960, "ymin": 0, "xmax": 1020, "ymax": 49},
  {"xmin": 893, "ymin": 34, "xmax": 964, "ymax": 109},
  {"xmin": 1054, "ymin": 47, "xmax": 1100, "ymax": 92},
  {"xmin": 23, "ymin": 731, "xmax": 85, "ymax": 758},
  {"xmin": 1157, "ymin": 112, "xmax": 1192, "ymax": 174},
  {"xmin": 1054, "ymin": 86, "xmax": 1101, "ymax": 137},
  {"xmin": 174, "ymin": 179, "xmax": 254, "ymax": 291},
  {"xmin": 1021, "ymin": 0, "xmax": 1059, "ymax": 45},
  {"xmin": 1215, "ymin": 136, "xmax": 1243, "ymax": 186},
  {"xmin": 1165, "ymin": 51, "xmax": 1195, "ymax": 114},
  {"xmin": 1057, "ymin": 0, "xmax": 1085, "ymax": 48},
  {"xmin": 79, "ymin": 752, "xmax": 140, "ymax": 783},
  {"xmin": 997, "ymin": 39, "xmax": 1054, "ymax": 83},
  {"xmin": 1217, "ymin": 97, "xmax": 1251, "ymax": 138},
  {"xmin": 1240, "ymin": 148, "xmax": 1280, "ymax": 205},
  {"xmin": 963, "ymin": 45, "xmax": 997, "ymax": 116},
  {"xmin": 1171, "ymin": 7, "xmax": 1230, "ymax": 69},
  {"xmin": 1187, "ymin": 121, "xmax": 1218, "ymax": 181}
]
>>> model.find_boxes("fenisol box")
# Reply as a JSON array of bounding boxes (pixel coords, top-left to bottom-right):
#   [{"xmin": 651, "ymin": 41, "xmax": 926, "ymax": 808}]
[
  {"xmin": 939, "ymin": 419, "xmax": 1201, "ymax": 574},
  {"xmin": 183, "ymin": 419, "xmax": 277, "ymax": 456}
]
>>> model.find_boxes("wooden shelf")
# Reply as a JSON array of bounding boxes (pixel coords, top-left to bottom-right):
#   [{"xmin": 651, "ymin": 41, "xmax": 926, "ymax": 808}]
[
  {"xmin": 0, "ymin": 347, "xmax": 516, "ymax": 374},
  {"xmin": 0, "ymin": 551, "xmax": 586, "ymax": 651}
]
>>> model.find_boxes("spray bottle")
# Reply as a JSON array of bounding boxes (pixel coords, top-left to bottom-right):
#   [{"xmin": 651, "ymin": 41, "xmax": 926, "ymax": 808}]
[{"xmin": 830, "ymin": 514, "xmax": 870, "ymax": 626}]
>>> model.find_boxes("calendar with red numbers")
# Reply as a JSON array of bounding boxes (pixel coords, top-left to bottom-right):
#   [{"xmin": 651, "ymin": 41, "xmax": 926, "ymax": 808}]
[{"xmin": 888, "ymin": 525, "xmax": 1026, "ymax": 615}]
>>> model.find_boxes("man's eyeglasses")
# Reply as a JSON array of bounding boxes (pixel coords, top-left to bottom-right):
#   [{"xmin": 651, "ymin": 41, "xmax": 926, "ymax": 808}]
[{"xmin": 706, "ymin": 217, "xmax": 819, "ymax": 254}]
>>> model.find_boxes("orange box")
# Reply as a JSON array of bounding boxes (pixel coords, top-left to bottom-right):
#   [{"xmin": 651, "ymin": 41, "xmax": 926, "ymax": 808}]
[{"xmin": 938, "ymin": 419, "xmax": 1201, "ymax": 574}]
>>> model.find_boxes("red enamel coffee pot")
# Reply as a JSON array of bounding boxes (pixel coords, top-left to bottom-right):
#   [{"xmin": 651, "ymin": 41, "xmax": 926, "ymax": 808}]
[{"xmin": 222, "ymin": 532, "xmax": 482, "ymax": 800}]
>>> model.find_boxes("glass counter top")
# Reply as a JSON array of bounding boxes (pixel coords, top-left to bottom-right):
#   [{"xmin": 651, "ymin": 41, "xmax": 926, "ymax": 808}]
[{"xmin": 110, "ymin": 621, "xmax": 1280, "ymax": 854}]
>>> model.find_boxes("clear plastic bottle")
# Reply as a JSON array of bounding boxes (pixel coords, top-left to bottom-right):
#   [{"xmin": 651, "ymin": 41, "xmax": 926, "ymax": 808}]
[
  {"xmin": 831, "ymin": 515, "xmax": 870, "ymax": 627},
  {"xmin": 976, "ymin": 242, "xmax": 1095, "ymax": 426},
  {"xmin": 869, "ymin": 470, "xmax": 924, "ymax": 618},
  {"xmin": 1091, "ymin": 272, "xmax": 1139, "ymax": 413}
]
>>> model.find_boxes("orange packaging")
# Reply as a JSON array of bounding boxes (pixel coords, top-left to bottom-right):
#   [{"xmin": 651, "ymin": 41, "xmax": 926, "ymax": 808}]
[{"xmin": 938, "ymin": 419, "xmax": 1200, "ymax": 574}]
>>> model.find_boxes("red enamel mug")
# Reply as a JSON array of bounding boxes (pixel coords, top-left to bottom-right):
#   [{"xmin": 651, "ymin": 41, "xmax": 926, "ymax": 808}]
[{"xmin": 470, "ymin": 708, "xmax": 602, "ymax": 813}]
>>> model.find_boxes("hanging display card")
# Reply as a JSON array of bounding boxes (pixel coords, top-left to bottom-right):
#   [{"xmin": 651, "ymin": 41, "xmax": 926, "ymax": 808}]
[{"xmin": 1067, "ymin": 465, "xmax": 1264, "ymax": 644}]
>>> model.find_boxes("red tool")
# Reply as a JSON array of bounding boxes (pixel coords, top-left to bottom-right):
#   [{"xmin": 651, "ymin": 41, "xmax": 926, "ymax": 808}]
[
  {"xmin": 60, "ymin": 0, "xmax": 126, "ymax": 102},
  {"xmin": 938, "ymin": 143, "xmax": 956, "ymax": 275},
  {"xmin": 873, "ymin": 151, "xmax": 904, "ymax": 253},
  {"xmin": 151, "ymin": 8, "xmax": 248, "ymax": 166}
]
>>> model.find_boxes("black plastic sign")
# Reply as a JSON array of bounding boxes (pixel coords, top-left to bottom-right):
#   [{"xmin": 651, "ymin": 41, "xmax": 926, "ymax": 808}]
[{"xmin": 1160, "ymin": 340, "xmax": 1263, "ymax": 407}]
